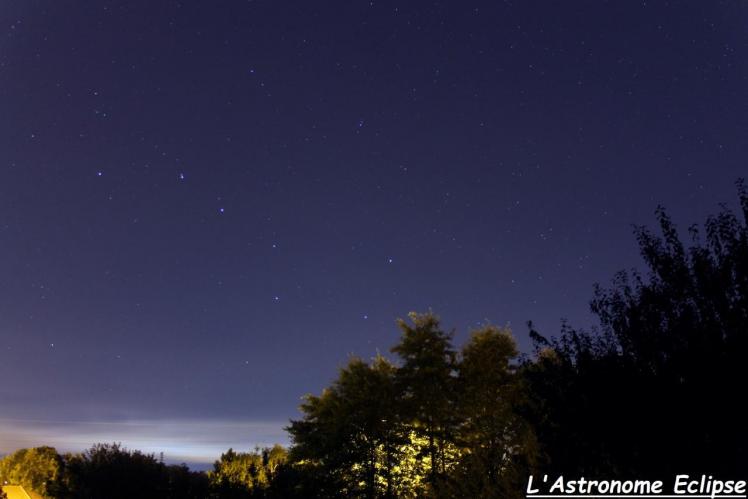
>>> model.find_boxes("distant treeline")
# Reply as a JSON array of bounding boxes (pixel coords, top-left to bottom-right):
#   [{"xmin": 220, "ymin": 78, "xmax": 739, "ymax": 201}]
[{"xmin": 2, "ymin": 183, "xmax": 747, "ymax": 497}]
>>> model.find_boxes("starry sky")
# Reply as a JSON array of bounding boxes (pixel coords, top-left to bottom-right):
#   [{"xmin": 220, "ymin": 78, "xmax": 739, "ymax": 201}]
[{"xmin": 1, "ymin": 1, "xmax": 747, "ymax": 466}]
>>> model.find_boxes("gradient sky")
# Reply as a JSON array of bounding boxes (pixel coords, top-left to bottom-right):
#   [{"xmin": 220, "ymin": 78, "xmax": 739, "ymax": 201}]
[{"xmin": 1, "ymin": 1, "xmax": 747, "ymax": 466}]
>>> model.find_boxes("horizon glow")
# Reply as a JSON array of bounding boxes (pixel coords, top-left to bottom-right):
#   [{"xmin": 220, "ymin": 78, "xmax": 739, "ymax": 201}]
[{"xmin": 0, "ymin": 418, "xmax": 289, "ymax": 469}]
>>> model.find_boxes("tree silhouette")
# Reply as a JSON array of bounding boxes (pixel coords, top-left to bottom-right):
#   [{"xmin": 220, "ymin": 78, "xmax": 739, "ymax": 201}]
[
  {"xmin": 447, "ymin": 326, "xmax": 536, "ymax": 498},
  {"xmin": 62, "ymin": 443, "xmax": 208, "ymax": 499},
  {"xmin": 287, "ymin": 313, "xmax": 532, "ymax": 497},
  {"xmin": 526, "ymin": 180, "xmax": 748, "ymax": 477},
  {"xmin": 287, "ymin": 355, "xmax": 409, "ymax": 498},
  {"xmin": 5, "ymin": 185, "xmax": 748, "ymax": 496}
]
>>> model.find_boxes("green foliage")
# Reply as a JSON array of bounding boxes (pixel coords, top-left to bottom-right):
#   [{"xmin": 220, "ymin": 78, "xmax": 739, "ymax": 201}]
[
  {"xmin": 448, "ymin": 326, "xmax": 537, "ymax": 498},
  {"xmin": 0, "ymin": 446, "xmax": 63, "ymax": 498},
  {"xmin": 208, "ymin": 445, "xmax": 287, "ymax": 498},
  {"xmin": 0, "ymin": 444, "xmax": 206, "ymax": 498},
  {"xmin": 287, "ymin": 355, "xmax": 408, "ymax": 498},
  {"xmin": 6, "ymin": 186, "xmax": 748, "ymax": 496},
  {"xmin": 289, "ymin": 313, "xmax": 533, "ymax": 498},
  {"xmin": 391, "ymin": 312, "xmax": 458, "ymax": 490}
]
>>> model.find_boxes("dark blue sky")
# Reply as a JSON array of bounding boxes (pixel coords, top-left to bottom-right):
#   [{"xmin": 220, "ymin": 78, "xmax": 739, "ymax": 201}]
[{"xmin": 1, "ymin": 1, "xmax": 746, "ymax": 464}]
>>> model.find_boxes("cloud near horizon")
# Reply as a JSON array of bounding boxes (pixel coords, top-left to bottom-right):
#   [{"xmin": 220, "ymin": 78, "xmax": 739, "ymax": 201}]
[{"xmin": 0, "ymin": 418, "xmax": 289, "ymax": 468}]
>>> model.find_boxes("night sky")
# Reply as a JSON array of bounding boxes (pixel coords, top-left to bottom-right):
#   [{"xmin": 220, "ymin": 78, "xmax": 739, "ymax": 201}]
[{"xmin": 1, "ymin": 1, "xmax": 747, "ymax": 466}]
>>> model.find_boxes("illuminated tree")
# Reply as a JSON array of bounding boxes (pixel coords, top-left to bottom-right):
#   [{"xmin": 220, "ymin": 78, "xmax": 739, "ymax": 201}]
[
  {"xmin": 287, "ymin": 355, "xmax": 407, "ymax": 498},
  {"xmin": 0, "ymin": 446, "xmax": 64, "ymax": 498},
  {"xmin": 208, "ymin": 445, "xmax": 287, "ymax": 498},
  {"xmin": 390, "ymin": 312, "xmax": 458, "ymax": 491}
]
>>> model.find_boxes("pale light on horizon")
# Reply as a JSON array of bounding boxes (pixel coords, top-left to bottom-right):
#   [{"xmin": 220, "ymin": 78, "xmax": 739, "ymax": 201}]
[{"xmin": 0, "ymin": 418, "xmax": 289, "ymax": 469}]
